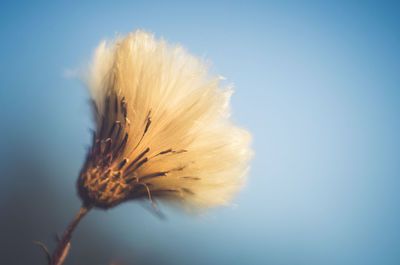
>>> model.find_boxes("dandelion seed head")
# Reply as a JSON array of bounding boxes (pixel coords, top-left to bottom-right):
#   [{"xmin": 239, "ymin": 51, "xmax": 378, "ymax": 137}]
[{"xmin": 77, "ymin": 30, "xmax": 252, "ymax": 210}]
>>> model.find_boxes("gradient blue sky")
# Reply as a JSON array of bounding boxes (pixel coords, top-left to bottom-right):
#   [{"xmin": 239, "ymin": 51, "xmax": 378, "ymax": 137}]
[{"xmin": 1, "ymin": 1, "xmax": 400, "ymax": 265}]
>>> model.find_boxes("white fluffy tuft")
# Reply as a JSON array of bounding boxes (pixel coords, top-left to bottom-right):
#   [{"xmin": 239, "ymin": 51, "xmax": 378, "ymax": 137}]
[{"xmin": 85, "ymin": 30, "xmax": 252, "ymax": 209}]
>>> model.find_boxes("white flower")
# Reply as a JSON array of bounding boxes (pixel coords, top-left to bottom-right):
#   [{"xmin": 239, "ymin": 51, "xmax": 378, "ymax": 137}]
[{"xmin": 77, "ymin": 30, "xmax": 252, "ymax": 210}]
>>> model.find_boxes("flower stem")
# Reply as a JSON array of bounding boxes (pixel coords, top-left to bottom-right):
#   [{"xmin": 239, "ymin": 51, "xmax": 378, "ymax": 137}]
[{"xmin": 51, "ymin": 206, "xmax": 91, "ymax": 265}]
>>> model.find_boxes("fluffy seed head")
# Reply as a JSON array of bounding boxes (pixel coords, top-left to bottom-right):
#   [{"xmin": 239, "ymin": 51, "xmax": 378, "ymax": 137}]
[{"xmin": 77, "ymin": 31, "xmax": 252, "ymax": 210}]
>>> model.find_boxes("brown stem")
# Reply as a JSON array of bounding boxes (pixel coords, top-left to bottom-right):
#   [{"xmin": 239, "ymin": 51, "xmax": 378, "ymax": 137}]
[{"xmin": 51, "ymin": 206, "xmax": 91, "ymax": 265}]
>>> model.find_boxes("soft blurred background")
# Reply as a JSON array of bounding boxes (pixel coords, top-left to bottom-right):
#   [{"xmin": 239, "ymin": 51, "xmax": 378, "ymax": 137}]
[{"xmin": 1, "ymin": 1, "xmax": 399, "ymax": 265}]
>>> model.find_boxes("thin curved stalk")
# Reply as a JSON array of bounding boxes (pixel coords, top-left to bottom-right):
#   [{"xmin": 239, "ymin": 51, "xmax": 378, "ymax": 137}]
[{"xmin": 51, "ymin": 206, "xmax": 91, "ymax": 265}]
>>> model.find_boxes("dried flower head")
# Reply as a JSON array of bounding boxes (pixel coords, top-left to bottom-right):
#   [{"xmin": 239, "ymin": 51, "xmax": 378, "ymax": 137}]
[{"xmin": 77, "ymin": 30, "xmax": 252, "ymax": 210}]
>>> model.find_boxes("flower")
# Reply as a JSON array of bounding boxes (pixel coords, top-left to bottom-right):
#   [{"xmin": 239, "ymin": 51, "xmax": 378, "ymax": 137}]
[{"xmin": 77, "ymin": 31, "xmax": 252, "ymax": 210}]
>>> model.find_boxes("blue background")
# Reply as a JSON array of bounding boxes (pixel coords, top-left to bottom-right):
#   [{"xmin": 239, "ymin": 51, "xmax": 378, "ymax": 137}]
[{"xmin": 0, "ymin": 1, "xmax": 399, "ymax": 265}]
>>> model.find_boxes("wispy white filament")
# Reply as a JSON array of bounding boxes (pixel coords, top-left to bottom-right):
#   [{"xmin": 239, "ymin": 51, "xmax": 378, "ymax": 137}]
[{"xmin": 85, "ymin": 30, "xmax": 252, "ymax": 209}]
